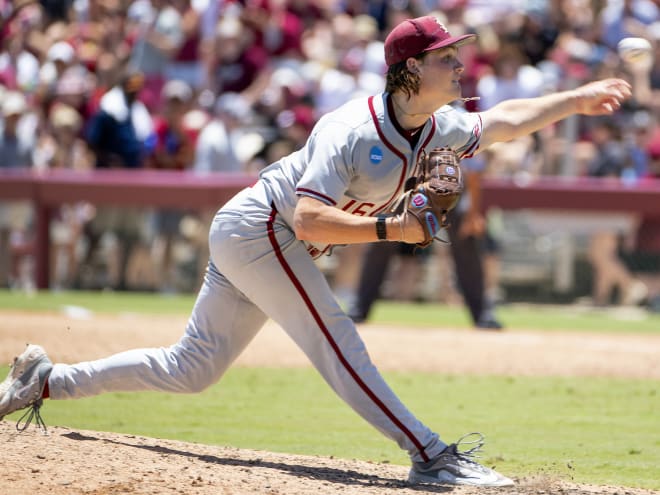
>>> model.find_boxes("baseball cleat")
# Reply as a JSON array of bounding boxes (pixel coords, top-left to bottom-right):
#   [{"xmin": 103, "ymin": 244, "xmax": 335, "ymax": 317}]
[
  {"xmin": 0, "ymin": 344, "xmax": 52, "ymax": 431},
  {"xmin": 475, "ymin": 317, "xmax": 504, "ymax": 330},
  {"xmin": 408, "ymin": 433, "xmax": 514, "ymax": 487}
]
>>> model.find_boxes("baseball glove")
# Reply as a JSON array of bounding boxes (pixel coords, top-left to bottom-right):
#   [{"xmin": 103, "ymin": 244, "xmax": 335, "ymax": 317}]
[{"xmin": 390, "ymin": 147, "xmax": 464, "ymax": 247}]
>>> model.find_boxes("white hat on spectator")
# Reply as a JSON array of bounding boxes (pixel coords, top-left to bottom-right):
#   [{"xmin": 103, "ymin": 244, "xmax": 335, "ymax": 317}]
[
  {"xmin": 162, "ymin": 79, "xmax": 193, "ymax": 102},
  {"xmin": 216, "ymin": 16, "xmax": 242, "ymax": 39},
  {"xmin": 48, "ymin": 41, "xmax": 75, "ymax": 63},
  {"xmin": 2, "ymin": 91, "xmax": 27, "ymax": 116},
  {"xmin": 271, "ymin": 67, "xmax": 308, "ymax": 97},
  {"xmin": 127, "ymin": 0, "xmax": 155, "ymax": 23},
  {"xmin": 215, "ymin": 92, "xmax": 251, "ymax": 121}
]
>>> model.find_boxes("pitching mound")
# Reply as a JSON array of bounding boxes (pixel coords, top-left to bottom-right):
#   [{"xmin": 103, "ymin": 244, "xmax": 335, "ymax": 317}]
[
  {"xmin": 2, "ymin": 310, "xmax": 660, "ymax": 494},
  {"xmin": 3, "ymin": 422, "xmax": 658, "ymax": 495}
]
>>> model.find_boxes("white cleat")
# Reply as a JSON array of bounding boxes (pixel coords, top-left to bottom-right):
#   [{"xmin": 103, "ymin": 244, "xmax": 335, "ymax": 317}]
[
  {"xmin": 408, "ymin": 433, "xmax": 514, "ymax": 487},
  {"xmin": 0, "ymin": 345, "xmax": 52, "ymax": 429}
]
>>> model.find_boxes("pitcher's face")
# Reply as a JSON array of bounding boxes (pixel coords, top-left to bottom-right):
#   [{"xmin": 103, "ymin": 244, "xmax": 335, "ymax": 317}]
[{"xmin": 416, "ymin": 47, "xmax": 465, "ymax": 103}]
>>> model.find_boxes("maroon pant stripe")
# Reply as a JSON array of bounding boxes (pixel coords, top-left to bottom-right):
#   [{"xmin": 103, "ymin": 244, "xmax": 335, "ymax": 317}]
[{"xmin": 266, "ymin": 205, "xmax": 429, "ymax": 461}]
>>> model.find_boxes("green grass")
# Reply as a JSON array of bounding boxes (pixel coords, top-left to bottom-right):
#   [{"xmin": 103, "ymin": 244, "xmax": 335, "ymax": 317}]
[
  {"xmin": 3, "ymin": 367, "xmax": 658, "ymax": 490},
  {"xmin": 0, "ymin": 289, "xmax": 197, "ymax": 315},
  {"xmin": 1, "ymin": 289, "xmax": 660, "ymax": 332},
  {"xmin": 371, "ymin": 301, "xmax": 660, "ymax": 333}
]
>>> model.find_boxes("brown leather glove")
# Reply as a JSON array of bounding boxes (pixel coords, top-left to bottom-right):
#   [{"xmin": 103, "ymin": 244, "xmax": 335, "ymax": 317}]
[{"xmin": 390, "ymin": 147, "xmax": 464, "ymax": 247}]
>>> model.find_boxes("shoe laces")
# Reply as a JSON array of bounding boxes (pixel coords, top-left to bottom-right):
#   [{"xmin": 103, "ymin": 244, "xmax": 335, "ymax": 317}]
[
  {"xmin": 16, "ymin": 399, "xmax": 48, "ymax": 435},
  {"xmin": 446, "ymin": 432, "xmax": 486, "ymax": 466}
]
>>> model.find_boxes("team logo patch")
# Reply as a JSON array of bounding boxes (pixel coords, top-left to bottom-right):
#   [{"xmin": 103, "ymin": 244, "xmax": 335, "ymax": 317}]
[
  {"xmin": 445, "ymin": 165, "xmax": 456, "ymax": 175},
  {"xmin": 412, "ymin": 193, "xmax": 428, "ymax": 209},
  {"xmin": 425, "ymin": 212, "xmax": 440, "ymax": 236},
  {"xmin": 433, "ymin": 19, "xmax": 450, "ymax": 36},
  {"xmin": 369, "ymin": 146, "xmax": 383, "ymax": 164}
]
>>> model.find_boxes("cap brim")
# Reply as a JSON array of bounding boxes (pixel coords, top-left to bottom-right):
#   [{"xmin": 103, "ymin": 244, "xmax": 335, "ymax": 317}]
[{"xmin": 424, "ymin": 33, "xmax": 477, "ymax": 53}]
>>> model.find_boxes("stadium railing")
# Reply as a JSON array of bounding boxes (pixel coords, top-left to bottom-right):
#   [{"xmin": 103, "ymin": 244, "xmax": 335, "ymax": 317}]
[{"xmin": 1, "ymin": 169, "xmax": 660, "ymax": 289}]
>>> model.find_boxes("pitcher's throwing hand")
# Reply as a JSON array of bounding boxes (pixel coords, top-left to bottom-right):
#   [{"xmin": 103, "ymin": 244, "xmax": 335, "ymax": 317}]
[{"xmin": 573, "ymin": 78, "xmax": 632, "ymax": 115}]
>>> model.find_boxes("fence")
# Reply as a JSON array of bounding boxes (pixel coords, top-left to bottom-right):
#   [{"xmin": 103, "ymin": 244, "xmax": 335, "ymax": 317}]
[{"xmin": 2, "ymin": 169, "xmax": 660, "ymax": 292}]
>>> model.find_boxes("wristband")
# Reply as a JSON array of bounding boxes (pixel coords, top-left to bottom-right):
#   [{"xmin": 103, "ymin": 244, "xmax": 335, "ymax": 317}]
[{"xmin": 376, "ymin": 215, "xmax": 387, "ymax": 241}]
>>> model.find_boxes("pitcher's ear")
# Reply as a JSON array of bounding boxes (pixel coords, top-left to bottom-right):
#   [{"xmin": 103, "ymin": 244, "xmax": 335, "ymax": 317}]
[{"xmin": 406, "ymin": 58, "xmax": 420, "ymax": 74}]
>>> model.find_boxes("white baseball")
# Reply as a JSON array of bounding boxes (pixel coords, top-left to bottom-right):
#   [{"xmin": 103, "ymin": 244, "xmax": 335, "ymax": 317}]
[{"xmin": 617, "ymin": 37, "xmax": 653, "ymax": 65}]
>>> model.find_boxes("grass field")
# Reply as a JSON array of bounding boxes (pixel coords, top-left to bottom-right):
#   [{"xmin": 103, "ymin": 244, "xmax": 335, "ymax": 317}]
[{"xmin": 1, "ymin": 289, "xmax": 659, "ymax": 489}]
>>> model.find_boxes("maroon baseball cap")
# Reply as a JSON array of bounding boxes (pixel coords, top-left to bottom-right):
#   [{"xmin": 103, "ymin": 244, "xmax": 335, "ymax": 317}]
[{"xmin": 384, "ymin": 16, "xmax": 477, "ymax": 66}]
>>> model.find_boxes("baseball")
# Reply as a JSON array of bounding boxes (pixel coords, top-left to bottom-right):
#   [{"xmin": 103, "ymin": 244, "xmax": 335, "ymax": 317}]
[{"xmin": 617, "ymin": 37, "xmax": 653, "ymax": 65}]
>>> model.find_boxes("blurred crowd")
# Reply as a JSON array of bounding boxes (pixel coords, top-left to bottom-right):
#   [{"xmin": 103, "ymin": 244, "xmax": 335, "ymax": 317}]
[{"xmin": 0, "ymin": 0, "xmax": 659, "ymax": 307}]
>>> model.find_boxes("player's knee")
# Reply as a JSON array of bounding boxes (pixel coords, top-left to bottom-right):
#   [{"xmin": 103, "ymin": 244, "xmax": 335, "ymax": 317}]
[{"xmin": 162, "ymin": 345, "xmax": 226, "ymax": 393}]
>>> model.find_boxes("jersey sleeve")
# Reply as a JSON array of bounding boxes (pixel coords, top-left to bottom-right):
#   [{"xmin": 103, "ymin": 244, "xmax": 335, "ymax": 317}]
[
  {"xmin": 456, "ymin": 113, "xmax": 482, "ymax": 159},
  {"xmin": 436, "ymin": 106, "xmax": 483, "ymax": 159},
  {"xmin": 295, "ymin": 120, "xmax": 355, "ymax": 206}
]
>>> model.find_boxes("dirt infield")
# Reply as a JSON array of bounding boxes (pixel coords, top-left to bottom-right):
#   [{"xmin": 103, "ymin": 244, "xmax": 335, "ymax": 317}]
[{"xmin": 2, "ymin": 310, "xmax": 660, "ymax": 495}]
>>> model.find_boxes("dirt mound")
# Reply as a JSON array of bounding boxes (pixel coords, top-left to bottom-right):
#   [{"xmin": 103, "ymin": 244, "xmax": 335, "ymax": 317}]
[{"xmin": 2, "ymin": 423, "xmax": 657, "ymax": 495}]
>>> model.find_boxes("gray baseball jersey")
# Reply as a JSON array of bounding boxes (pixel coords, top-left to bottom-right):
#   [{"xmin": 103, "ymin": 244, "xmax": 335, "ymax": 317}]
[
  {"xmin": 48, "ymin": 92, "xmax": 482, "ymax": 464},
  {"xmin": 261, "ymin": 93, "xmax": 481, "ymax": 256}
]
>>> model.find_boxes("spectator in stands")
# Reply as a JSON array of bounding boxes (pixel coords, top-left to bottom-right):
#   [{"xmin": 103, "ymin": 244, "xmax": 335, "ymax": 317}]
[
  {"xmin": 0, "ymin": 12, "xmax": 40, "ymax": 93},
  {"xmin": 586, "ymin": 117, "xmax": 648, "ymax": 306},
  {"xmin": 241, "ymin": 0, "xmax": 305, "ymax": 60},
  {"xmin": 146, "ymin": 79, "xmax": 194, "ymax": 170},
  {"xmin": 253, "ymin": 65, "xmax": 311, "ymax": 137},
  {"xmin": 314, "ymin": 13, "xmax": 384, "ymax": 116},
  {"xmin": 475, "ymin": 44, "xmax": 545, "ymax": 176},
  {"xmin": 192, "ymin": 91, "xmax": 256, "ymax": 285},
  {"xmin": 628, "ymin": 111, "xmax": 660, "ymax": 310},
  {"xmin": 33, "ymin": 102, "xmax": 95, "ymax": 289},
  {"xmin": 275, "ymin": 104, "xmax": 315, "ymax": 150},
  {"xmin": 0, "ymin": 90, "xmax": 36, "ymax": 289},
  {"xmin": 0, "ymin": 90, "xmax": 34, "ymax": 167},
  {"xmin": 476, "ymin": 44, "xmax": 545, "ymax": 111},
  {"xmin": 80, "ymin": 69, "xmax": 154, "ymax": 291},
  {"xmin": 208, "ymin": 13, "xmax": 271, "ymax": 105},
  {"xmin": 34, "ymin": 102, "xmax": 93, "ymax": 171},
  {"xmin": 193, "ymin": 92, "xmax": 252, "ymax": 174},
  {"xmin": 38, "ymin": 40, "xmax": 77, "ymax": 98},
  {"xmin": 508, "ymin": 6, "xmax": 559, "ymax": 67},
  {"xmin": 164, "ymin": 0, "xmax": 204, "ymax": 89},
  {"xmin": 86, "ymin": 69, "xmax": 153, "ymax": 168},
  {"xmin": 70, "ymin": 0, "xmax": 132, "ymax": 69},
  {"xmin": 51, "ymin": 64, "xmax": 92, "ymax": 124},
  {"xmin": 246, "ymin": 137, "xmax": 296, "ymax": 174},
  {"xmin": 86, "ymin": 51, "xmax": 121, "ymax": 117},
  {"xmin": 147, "ymin": 79, "xmax": 195, "ymax": 293},
  {"xmin": 127, "ymin": 0, "xmax": 184, "ymax": 111},
  {"xmin": 39, "ymin": 0, "xmax": 74, "ymax": 27}
]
